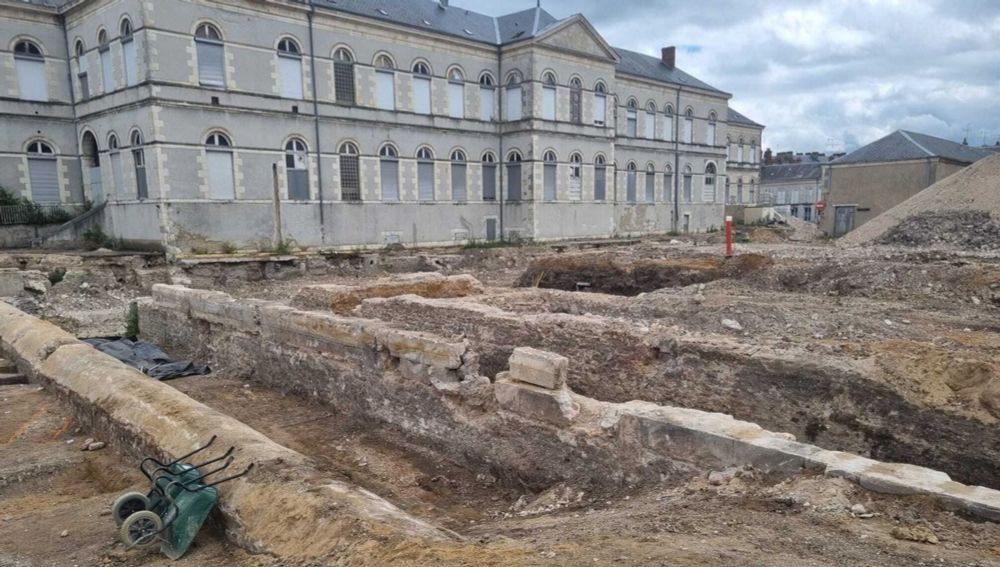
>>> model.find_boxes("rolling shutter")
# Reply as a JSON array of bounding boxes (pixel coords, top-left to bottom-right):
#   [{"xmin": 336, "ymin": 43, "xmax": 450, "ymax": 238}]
[
  {"xmin": 505, "ymin": 86, "xmax": 521, "ymax": 121},
  {"xmin": 482, "ymin": 164, "xmax": 496, "ymax": 200},
  {"xmin": 376, "ymin": 71, "xmax": 394, "ymax": 110},
  {"xmin": 543, "ymin": 164, "xmax": 556, "ymax": 200},
  {"xmin": 110, "ymin": 153, "xmax": 124, "ymax": 199},
  {"xmin": 448, "ymin": 82, "xmax": 464, "ymax": 118},
  {"xmin": 479, "ymin": 87, "xmax": 494, "ymax": 121},
  {"xmin": 380, "ymin": 160, "xmax": 399, "ymax": 201},
  {"xmin": 451, "ymin": 164, "xmax": 466, "ymax": 201},
  {"xmin": 418, "ymin": 162, "xmax": 434, "ymax": 200},
  {"xmin": 207, "ymin": 151, "xmax": 235, "ymax": 199},
  {"xmin": 197, "ymin": 41, "xmax": 225, "ymax": 87},
  {"xmin": 28, "ymin": 158, "xmax": 59, "ymax": 204},
  {"xmin": 542, "ymin": 87, "xmax": 556, "ymax": 120},
  {"xmin": 279, "ymin": 56, "xmax": 303, "ymax": 99},
  {"xmin": 16, "ymin": 58, "xmax": 48, "ymax": 101},
  {"xmin": 506, "ymin": 164, "xmax": 521, "ymax": 201},
  {"xmin": 414, "ymin": 77, "xmax": 431, "ymax": 114},
  {"xmin": 123, "ymin": 39, "xmax": 138, "ymax": 86}
]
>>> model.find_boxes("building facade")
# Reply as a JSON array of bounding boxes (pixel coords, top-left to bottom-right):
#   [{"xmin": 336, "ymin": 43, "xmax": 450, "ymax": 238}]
[
  {"xmin": 723, "ymin": 108, "xmax": 763, "ymax": 206},
  {"xmin": 0, "ymin": 0, "xmax": 763, "ymax": 251},
  {"xmin": 760, "ymin": 162, "xmax": 825, "ymax": 223}
]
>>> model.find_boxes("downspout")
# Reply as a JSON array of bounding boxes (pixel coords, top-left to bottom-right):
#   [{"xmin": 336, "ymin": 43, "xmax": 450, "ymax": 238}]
[
  {"xmin": 306, "ymin": 2, "xmax": 326, "ymax": 244},
  {"xmin": 673, "ymin": 87, "xmax": 681, "ymax": 231},
  {"xmin": 59, "ymin": 12, "xmax": 83, "ymax": 205},
  {"xmin": 496, "ymin": 42, "xmax": 504, "ymax": 241}
]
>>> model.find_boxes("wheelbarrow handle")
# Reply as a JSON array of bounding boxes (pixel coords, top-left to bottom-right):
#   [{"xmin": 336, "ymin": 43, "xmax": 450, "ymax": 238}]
[
  {"xmin": 189, "ymin": 446, "xmax": 235, "ymax": 471},
  {"xmin": 204, "ymin": 462, "xmax": 255, "ymax": 488},
  {"xmin": 139, "ymin": 436, "xmax": 218, "ymax": 479}
]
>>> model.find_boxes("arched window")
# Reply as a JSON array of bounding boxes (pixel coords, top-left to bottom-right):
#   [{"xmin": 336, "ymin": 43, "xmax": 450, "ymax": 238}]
[
  {"xmin": 645, "ymin": 102, "xmax": 657, "ymax": 140},
  {"xmin": 447, "ymin": 67, "xmax": 464, "ymax": 119},
  {"xmin": 593, "ymin": 81, "xmax": 607, "ymax": 125},
  {"xmin": 338, "ymin": 141, "xmax": 360, "ymax": 201},
  {"xmin": 683, "ymin": 108, "xmax": 694, "ymax": 144},
  {"xmin": 332, "ymin": 48, "xmax": 355, "ymax": 105},
  {"xmin": 104, "ymin": 133, "xmax": 125, "ymax": 199},
  {"xmin": 683, "ymin": 164, "xmax": 693, "ymax": 202},
  {"xmin": 95, "ymin": 29, "xmax": 115, "ymax": 93},
  {"xmin": 505, "ymin": 71, "xmax": 523, "ymax": 121},
  {"xmin": 379, "ymin": 144, "xmax": 399, "ymax": 201},
  {"xmin": 412, "ymin": 61, "xmax": 432, "ymax": 114},
  {"xmin": 14, "ymin": 40, "xmax": 47, "ymax": 101},
  {"xmin": 626, "ymin": 161, "xmax": 638, "ymax": 202},
  {"xmin": 542, "ymin": 150, "xmax": 557, "ymax": 201},
  {"xmin": 276, "ymin": 37, "xmax": 303, "ymax": 99},
  {"xmin": 285, "ymin": 138, "xmax": 309, "ymax": 200},
  {"xmin": 506, "ymin": 150, "xmax": 523, "ymax": 201},
  {"xmin": 195, "ymin": 23, "xmax": 225, "ymax": 88},
  {"xmin": 664, "ymin": 104, "xmax": 675, "ymax": 141},
  {"xmin": 374, "ymin": 54, "xmax": 395, "ymax": 110},
  {"xmin": 664, "ymin": 164, "xmax": 674, "ymax": 202},
  {"xmin": 416, "ymin": 146, "xmax": 435, "ymax": 200},
  {"xmin": 569, "ymin": 77, "xmax": 583, "ymax": 124},
  {"xmin": 481, "ymin": 151, "xmax": 497, "ymax": 201},
  {"xmin": 205, "ymin": 131, "xmax": 235, "ymax": 199},
  {"xmin": 568, "ymin": 152, "xmax": 582, "ymax": 200},
  {"xmin": 450, "ymin": 149, "xmax": 467, "ymax": 202},
  {"xmin": 644, "ymin": 163, "xmax": 656, "ymax": 202},
  {"xmin": 738, "ymin": 137, "xmax": 745, "ymax": 163},
  {"xmin": 626, "ymin": 99, "xmax": 638, "ymax": 137},
  {"xmin": 26, "ymin": 140, "xmax": 59, "ymax": 204},
  {"xmin": 479, "ymin": 72, "xmax": 496, "ymax": 121},
  {"xmin": 108, "ymin": 133, "xmax": 119, "ymax": 150},
  {"xmin": 541, "ymin": 72, "xmax": 557, "ymax": 120},
  {"xmin": 704, "ymin": 162, "xmax": 717, "ymax": 202},
  {"xmin": 707, "ymin": 111, "xmax": 717, "ymax": 146},
  {"xmin": 97, "ymin": 29, "xmax": 108, "ymax": 46},
  {"xmin": 75, "ymin": 40, "xmax": 88, "ymax": 99},
  {"xmin": 130, "ymin": 130, "xmax": 148, "ymax": 199},
  {"xmin": 120, "ymin": 18, "xmax": 138, "ymax": 86},
  {"xmin": 594, "ymin": 154, "xmax": 607, "ymax": 201}
]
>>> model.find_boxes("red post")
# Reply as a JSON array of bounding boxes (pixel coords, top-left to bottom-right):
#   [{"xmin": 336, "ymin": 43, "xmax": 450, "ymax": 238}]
[{"xmin": 725, "ymin": 215, "xmax": 734, "ymax": 258}]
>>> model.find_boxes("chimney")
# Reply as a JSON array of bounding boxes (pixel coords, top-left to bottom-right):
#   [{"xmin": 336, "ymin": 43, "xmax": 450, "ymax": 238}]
[
  {"xmin": 661, "ymin": 46, "xmax": 676, "ymax": 69},
  {"xmin": 438, "ymin": 0, "xmax": 448, "ymax": 8}
]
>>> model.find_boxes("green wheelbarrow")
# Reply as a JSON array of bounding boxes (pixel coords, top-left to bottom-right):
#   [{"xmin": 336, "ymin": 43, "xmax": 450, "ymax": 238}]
[{"xmin": 109, "ymin": 436, "xmax": 253, "ymax": 560}]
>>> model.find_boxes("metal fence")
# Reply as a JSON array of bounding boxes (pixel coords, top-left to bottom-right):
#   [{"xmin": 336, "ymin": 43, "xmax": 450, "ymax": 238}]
[{"xmin": 0, "ymin": 204, "xmax": 85, "ymax": 226}]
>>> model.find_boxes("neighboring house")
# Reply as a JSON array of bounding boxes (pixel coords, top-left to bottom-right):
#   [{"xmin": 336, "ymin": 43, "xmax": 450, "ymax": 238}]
[
  {"xmin": 822, "ymin": 130, "xmax": 995, "ymax": 237},
  {"xmin": 724, "ymin": 108, "xmax": 764, "ymax": 205},
  {"xmin": 760, "ymin": 162, "xmax": 824, "ymax": 223},
  {"xmin": 0, "ymin": 0, "xmax": 763, "ymax": 251}
]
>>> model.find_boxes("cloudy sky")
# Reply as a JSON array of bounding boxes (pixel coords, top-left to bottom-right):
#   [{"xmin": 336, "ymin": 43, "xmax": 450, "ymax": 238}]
[{"xmin": 458, "ymin": 0, "xmax": 1000, "ymax": 153}]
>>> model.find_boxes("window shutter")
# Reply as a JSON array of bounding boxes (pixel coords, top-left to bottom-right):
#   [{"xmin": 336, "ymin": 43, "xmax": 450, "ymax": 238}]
[
  {"xmin": 542, "ymin": 87, "xmax": 556, "ymax": 120},
  {"xmin": 279, "ymin": 56, "xmax": 303, "ymax": 99},
  {"xmin": 627, "ymin": 172, "xmax": 637, "ymax": 202},
  {"xmin": 197, "ymin": 42, "xmax": 225, "ymax": 87},
  {"xmin": 418, "ymin": 162, "xmax": 434, "ymax": 200},
  {"xmin": 207, "ymin": 151, "xmax": 235, "ymax": 199},
  {"xmin": 28, "ymin": 158, "xmax": 59, "ymax": 203},
  {"xmin": 380, "ymin": 160, "xmax": 399, "ymax": 200},
  {"xmin": 451, "ymin": 164, "xmax": 466, "ymax": 201},
  {"xmin": 594, "ymin": 167, "xmax": 606, "ymax": 201},
  {"xmin": 100, "ymin": 48, "xmax": 114, "ymax": 92},
  {"xmin": 708, "ymin": 124, "xmax": 716, "ymax": 146},
  {"xmin": 592, "ymin": 94, "xmax": 605, "ymax": 125},
  {"xmin": 414, "ymin": 77, "xmax": 431, "ymax": 114},
  {"xmin": 684, "ymin": 119, "xmax": 693, "ymax": 143},
  {"xmin": 645, "ymin": 113, "xmax": 655, "ymax": 139},
  {"xmin": 506, "ymin": 163, "xmax": 521, "ymax": 201},
  {"xmin": 376, "ymin": 71, "xmax": 395, "ymax": 110},
  {"xmin": 543, "ymin": 164, "xmax": 556, "ymax": 200},
  {"xmin": 16, "ymin": 58, "xmax": 48, "ymax": 101},
  {"xmin": 683, "ymin": 175, "xmax": 693, "ymax": 202},
  {"xmin": 482, "ymin": 164, "xmax": 496, "ymax": 200},
  {"xmin": 123, "ymin": 40, "xmax": 138, "ymax": 86},
  {"xmin": 479, "ymin": 87, "xmax": 494, "ymax": 121},
  {"xmin": 506, "ymin": 87, "xmax": 521, "ymax": 121},
  {"xmin": 646, "ymin": 173, "xmax": 655, "ymax": 202},
  {"xmin": 448, "ymin": 83, "xmax": 464, "ymax": 118}
]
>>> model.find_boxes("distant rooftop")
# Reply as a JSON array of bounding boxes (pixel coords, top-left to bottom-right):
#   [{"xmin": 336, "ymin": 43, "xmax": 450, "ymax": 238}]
[
  {"xmin": 762, "ymin": 163, "xmax": 823, "ymax": 183},
  {"xmin": 833, "ymin": 130, "xmax": 995, "ymax": 166}
]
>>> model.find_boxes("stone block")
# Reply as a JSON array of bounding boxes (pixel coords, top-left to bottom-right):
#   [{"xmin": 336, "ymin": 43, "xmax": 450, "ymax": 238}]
[
  {"xmin": 261, "ymin": 306, "xmax": 378, "ymax": 351},
  {"xmin": 509, "ymin": 347, "xmax": 568, "ymax": 390},
  {"xmin": 857, "ymin": 462, "xmax": 951, "ymax": 496},
  {"xmin": 376, "ymin": 328, "xmax": 465, "ymax": 369},
  {"xmin": 0, "ymin": 269, "xmax": 25, "ymax": 297},
  {"xmin": 494, "ymin": 376, "xmax": 579, "ymax": 426},
  {"xmin": 151, "ymin": 284, "xmax": 193, "ymax": 314},
  {"xmin": 293, "ymin": 273, "xmax": 485, "ymax": 314}
]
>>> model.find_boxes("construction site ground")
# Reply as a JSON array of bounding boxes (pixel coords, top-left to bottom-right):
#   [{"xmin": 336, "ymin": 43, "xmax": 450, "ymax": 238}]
[{"xmin": 3, "ymin": 231, "xmax": 1000, "ymax": 566}]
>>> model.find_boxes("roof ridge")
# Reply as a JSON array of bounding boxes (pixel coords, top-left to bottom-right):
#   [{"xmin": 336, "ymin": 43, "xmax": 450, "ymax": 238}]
[
  {"xmin": 532, "ymin": 6, "xmax": 541, "ymax": 35},
  {"xmin": 897, "ymin": 130, "xmax": 935, "ymax": 158}
]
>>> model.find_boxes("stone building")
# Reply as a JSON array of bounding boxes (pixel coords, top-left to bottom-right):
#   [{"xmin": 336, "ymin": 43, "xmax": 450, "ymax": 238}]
[
  {"xmin": 822, "ymin": 130, "xmax": 993, "ymax": 237},
  {"xmin": 760, "ymin": 161, "xmax": 828, "ymax": 223},
  {"xmin": 0, "ymin": 0, "xmax": 763, "ymax": 251},
  {"xmin": 723, "ymin": 108, "xmax": 763, "ymax": 205}
]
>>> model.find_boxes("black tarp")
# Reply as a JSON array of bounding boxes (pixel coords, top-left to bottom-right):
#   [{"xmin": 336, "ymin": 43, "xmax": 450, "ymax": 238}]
[{"xmin": 83, "ymin": 338, "xmax": 210, "ymax": 381}]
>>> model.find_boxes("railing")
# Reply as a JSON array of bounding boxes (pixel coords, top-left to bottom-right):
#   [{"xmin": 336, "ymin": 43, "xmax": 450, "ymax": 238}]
[{"xmin": 0, "ymin": 204, "xmax": 86, "ymax": 226}]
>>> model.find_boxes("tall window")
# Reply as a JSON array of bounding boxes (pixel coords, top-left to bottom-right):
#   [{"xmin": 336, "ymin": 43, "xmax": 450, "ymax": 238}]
[
  {"xmin": 97, "ymin": 30, "xmax": 114, "ymax": 94},
  {"xmin": 108, "ymin": 133, "xmax": 124, "ymax": 199},
  {"xmin": 14, "ymin": 40, "xmax": 47, "ymax": 101},
  {"xmin": 707, "ymin": 111, "xmax": 717, "ymax": 146},
  {"xmin": 379, "ymin": 144, "xmax": 399, "ymax": 200},
  {"xmin": 626, "ymin": 99, "xmax": 638, "ymax": 138},
  {"xmin": 645, "ymin": 102, "xmax": 656, "ymax": 139},
  {"xmin": 683, "ymin": 164, "xmax": 693, "ymax": 202},
  {"xmin": 338, "ymin": 142, "xmax": 360, "ymax": 201},
  {"xmin": 645, "ymin": 163, "xmax": 655, "ymax": 202},
  {"xmin": 131, "ymin": 130, "xmax": 148, "ymax": 199},
  {"xmin": 728, "ymin": 138, "xmax": 735, "ymax": 161},
  {"xmin": 594, "ymin": 155, "xmax": 607, "ymax": 201},
  {"xmin": 277, "ymin": 37, "xmax": 303, "ymax": 99},
  {"xmin": 75, "ymin": 41, "xmax": 89, "ymax": 100},
  {"xmin": 664, "ymin": 105, "xmax": 674, "ymax": 141},
  {"xmin": 195, "ymin": 23, "xmax": 225, "ymax": 88},
  {"xmin": 568, "ymin": 153, "xmax": 582, "ymax": 201},
  {"xmin": 751, "ymin": 141, "xmax": 758, "ymax": 164},
  {"xmin": 541, "ymin": 71, "xmax": 556, "ymax": 120},
  {"xmin": 704, "ymin": 163, "xmax": 717, "ymax": 202},
  {"xmin": 683, "ymin": 108, "xmax": 694, "ymax": 144},
  {"xmin": 285, "ymin": 138, "xmax": 308, "ymax": 200},
  {"xmin": 738, "ymin": 138, "xmax": 745, "ymax": 162},
  {"xmin": 205, "ymin": 132, "xmax": 234, "ymax": 199},
  {"xmin": 592, "ymin": 82, "xmax": 607, "ymax": 125},
  {"xmin": 506, "ymin": 151, "xmax": 522, "ymax": 201},
  {"xmin": 542, "ymin": 150, "xmax": 557, "ymax": 201},
  {"xmin": 626, "ymin": 162, "xmax": 637, "ymax": 202},
  {"xmin": 479, "ymin": 73, "xmax": 495, "ymax": 121},
  {"xmin": 333, "ymin": 48, "xmax": 355, "ymax": 105},
  {"xmin": 26, "ymin": 140, "xmax": 59, "ymax": 203},
  {"xmin": 450, "ymin": 150, "xmax": 466, "ymax": 202},
  {"xmin": 569, "ymin": 78, "xmax": 582, "ymax": 124},
  {"xmin": 481, "ymin": 152, "xmax": 497, "ymax": 201},
  {"xmin": 416, "ymin": 146, "xmax": 435, "ymax": 200},
  {"xmin": 737, "ymin": 179, "xmax": 744, "ymax": 202},
  {"xmin": 121, "ymin": 19, "xmax": 138, "ymax": 87},
  {"xmin": 505, "ymin": 71, "xmax": 523, "ymax": 121},
  {"xmin": 448, "ymin": 68, "xmax": 464, "ymax": 119},
  {"xmin": 664, "ymin": 165, "xmax": 673, "ymax": 202},
  {"xmin": 374, "ymin": 55, "xmax": 395, "ymax": 110},
  {"xmin": 412, "ymin": 61, "xmax": 431, "ymax": 115}
]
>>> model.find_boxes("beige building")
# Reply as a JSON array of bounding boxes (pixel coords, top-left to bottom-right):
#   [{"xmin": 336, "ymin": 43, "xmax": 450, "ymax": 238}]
[
  {"xmin": 823, "ymin": 130, "xmax": 994, "ymax": 237},
  {"xmin": 724, "ymin": 108, "xmax": 763, "ymax": 204}
]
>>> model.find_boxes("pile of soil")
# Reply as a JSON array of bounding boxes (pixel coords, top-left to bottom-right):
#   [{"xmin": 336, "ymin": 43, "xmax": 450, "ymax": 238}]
[{"xmin": 876, "ymin": 210, "xmax": 1000, "ymax": 250}]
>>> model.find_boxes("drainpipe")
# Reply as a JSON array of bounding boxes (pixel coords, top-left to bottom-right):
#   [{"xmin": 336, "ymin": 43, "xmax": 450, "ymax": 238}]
[
  {"xmin": 306, "ymin": 2, "xmax": 326, "ymax": 244},
  {"xmin": 496, "ymin": 43, "xmax": 504, "ymax": 241},
  {"xmin": 59, "ymin": 12, "xmax": 83, "ymax": 206},
  {"xmin": 673, "ymin": 87, "xmax": 681, "ymax": 231}
]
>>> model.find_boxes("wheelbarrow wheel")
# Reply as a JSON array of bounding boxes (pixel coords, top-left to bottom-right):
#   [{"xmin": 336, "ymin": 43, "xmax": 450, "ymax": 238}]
[
  {"xmin": 111, "ymin": 492, "xmax": 150, "ymax": 526},
  {"xmin": 119, "ymin": 510, "xmax": 162, "ymax": 549}
]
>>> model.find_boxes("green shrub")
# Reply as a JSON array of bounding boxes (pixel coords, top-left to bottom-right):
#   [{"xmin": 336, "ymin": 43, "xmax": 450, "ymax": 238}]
[
  {"xmin": 124, "ymin": 302, "xmax": 140, "ymax": 341},
  {"xmin": 82, "ymin": 224, "xmax": 109, "ymax": 249},
  {"xmin": 47, "ymin": 268, "xmax": 66, "ymax": 285},
  {"xmin": 221, "ymin": 241, "xmax": 238, "ymax": 254}
]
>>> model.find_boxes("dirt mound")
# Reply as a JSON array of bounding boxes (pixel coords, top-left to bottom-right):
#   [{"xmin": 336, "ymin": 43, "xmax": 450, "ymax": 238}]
[
  {"xmin": 516, "ymin": 253, "xmax": 773, "ymax": 296},
  {"xmin": 842, "ymin": 153, "xmax": 1000, "ymax": 248},
  {"xmin": 876, "ymin": 210, "xmax": 1000, "ymax": 250}
]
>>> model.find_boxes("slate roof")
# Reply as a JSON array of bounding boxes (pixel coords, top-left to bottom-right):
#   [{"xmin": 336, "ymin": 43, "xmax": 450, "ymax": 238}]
[
  {"xmin": 762, "ymin": 163, "xmax": 822, "ymax": 183},
  {"xmin": 613, "ymin": 48, "xmax": 725, "ymax": 94},
  {"xmin": 832, "ymin": 130, "xmax": 995, "ymax": 166},
  {"xmin": 497, "ymin": 6, "xmax": 559, "ymax": 43},
  {"xmin": 727, "ymin": 107, "xmax": 763, "ymax": 128}
]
